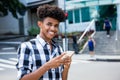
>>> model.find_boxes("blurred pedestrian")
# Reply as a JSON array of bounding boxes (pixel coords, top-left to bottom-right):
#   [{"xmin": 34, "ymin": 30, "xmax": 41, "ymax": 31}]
[
  {"xmin": 16, "ymin": 4, "xmax": 72, "ymax": 80},
  {"xmin": 103, "ymin": 17, "xmax": 112, "ymax": 37},
  {"xmin": 72, "ymin": 34, "xmax": 79, "ymax": 54},
  {"xmin": 88, "ymin": 36, "xmax": 95, "ymax": 57}
]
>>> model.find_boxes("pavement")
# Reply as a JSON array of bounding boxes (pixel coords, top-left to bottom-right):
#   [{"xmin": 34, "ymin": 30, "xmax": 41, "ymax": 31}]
[
  {"xmin": 0, "ymin": 35, "xmax": 120, "ymax": 62},
  {"xmin": 0, "ymin": 35, "xmax": 26, "ymax": 41},
  {"xmin": 72, "ymin": 54, "xmax": 120, "ymax": 62}
]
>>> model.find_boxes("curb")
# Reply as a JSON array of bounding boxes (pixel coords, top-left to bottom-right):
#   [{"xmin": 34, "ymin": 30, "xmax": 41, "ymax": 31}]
[
  {"xmin": 89, "ymin": 58, "xmax": 120, "ymax": 62},
  {"xmin": 0, "ymin": 35, "xmax": 25, "ymax": 40},
  {"xmin": 72, "ymin": 54, "xmax": 120, "ymax": 62}
]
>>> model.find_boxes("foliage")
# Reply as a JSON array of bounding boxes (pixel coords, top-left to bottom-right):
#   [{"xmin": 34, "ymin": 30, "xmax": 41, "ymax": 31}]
[
  {"xmin": 0, "ymin": 0, "xmax": 26, "ymax": 18},
  {"xmin": 99, "ymin": 5, "xmax": 116, "ymax": 19},
  {"xmin": 28, "ymin": 26, "xmax": 40, "ymax": 36}
]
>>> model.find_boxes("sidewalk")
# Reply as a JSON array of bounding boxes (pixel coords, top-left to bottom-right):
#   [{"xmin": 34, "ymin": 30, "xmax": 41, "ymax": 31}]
[
  {"xmin": 72, "ymin": 54, "xmax": 120, "ymax": 62},
  {"xmin": 0, "ymin": 35, "xmax": 25, "ymax": 41},
  {"xmin": 0, "ymin": 35, "xmax": 29, "ymax": 44},
  {"xmin": 0, "ymin": 35, "xmax": 120, "ymax": 62}
]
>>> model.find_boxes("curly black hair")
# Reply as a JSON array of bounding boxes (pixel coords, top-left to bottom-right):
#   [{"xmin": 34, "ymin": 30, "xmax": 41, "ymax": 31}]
[{"xmin": 37, "ymin": 4, "xmax": 65, "ymax": 22}]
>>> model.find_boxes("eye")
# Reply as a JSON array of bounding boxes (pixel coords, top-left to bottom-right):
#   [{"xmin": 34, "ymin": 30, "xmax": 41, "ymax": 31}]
[
  {"xmin": 46, "ymin": 22, "xmax": 59, "ymax": 28},
  {"xmin": 47, "ymin": 22, "xmax": 52, "ymax": 26},
  {"xmin": 54, "ymin": 24, "xmax": 59, "ymax": 28}
]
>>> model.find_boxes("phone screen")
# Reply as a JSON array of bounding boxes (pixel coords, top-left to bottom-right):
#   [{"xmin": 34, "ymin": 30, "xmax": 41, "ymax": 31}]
[
  {"xmin": 65, "ymin": 51, "xmax": 74, "ymax": 57},
  {"xmin": 61, "ymin": 51, "xmax": 74, "ymax": 60}
]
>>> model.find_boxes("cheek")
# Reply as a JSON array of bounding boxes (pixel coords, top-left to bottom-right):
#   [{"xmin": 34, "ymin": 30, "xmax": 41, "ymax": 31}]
[
  {"xmin": 55, "ymin": 27, "xmax": 59, "ymax": 32},
  {"xmin": 55, "ymin": 28, "xmax": 58, "ymax": 33},
  {"xmin": 43, "ymin": 26, "xmax": 49, "ymax": 32}
]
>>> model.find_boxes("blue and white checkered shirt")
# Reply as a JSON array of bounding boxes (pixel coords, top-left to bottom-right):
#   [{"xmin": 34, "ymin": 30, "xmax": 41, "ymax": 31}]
[{"xmin": 16, "ymin": 35, "xmax": 64, "ymax": 80}]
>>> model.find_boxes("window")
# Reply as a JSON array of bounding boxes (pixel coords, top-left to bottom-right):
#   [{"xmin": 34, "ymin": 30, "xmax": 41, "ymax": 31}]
[
  {"xmin": 68, "ymin": 10, "xmax": 73, "ymax": 24},
  {"xmin": 74, "ymin": 9, "xmax": 80, "ymax": 23},
  {"xmin": 81, "ymin": 7, "xmax": 90, "ymax": 22},
  {"xmin": 66, "ymin": 0, "xmax": 70, "ymax": 1},
  {"xmin": 68, "ymin": 7, "xmax": 90, "ymax": 24}
]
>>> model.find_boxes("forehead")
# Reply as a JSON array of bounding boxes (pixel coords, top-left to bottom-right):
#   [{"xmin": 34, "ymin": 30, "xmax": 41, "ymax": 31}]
[{"xmin": 43, "ymin": 17, "xmax": 59, "ymax": 24}]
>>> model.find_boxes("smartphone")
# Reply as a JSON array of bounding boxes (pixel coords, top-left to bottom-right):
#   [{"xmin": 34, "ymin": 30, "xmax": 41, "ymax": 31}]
[
  {"xmin": 65, "ymin": 51, "xmax": 74, "ymax": 57},
  {"xmin": 61, "ymin": 51, "xmax": 74, "ymax": 60}
]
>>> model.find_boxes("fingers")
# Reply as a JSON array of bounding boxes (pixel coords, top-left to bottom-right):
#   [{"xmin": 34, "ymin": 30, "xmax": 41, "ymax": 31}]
[
  {"xmin": 60, "ymin": 53, "xmax": 66, "ymax": 58},
  {"xmin": 55, "ymin": 53, "xmax": 71, "ymax": 66},
  {"xmin": 55, "ymin": 53, "xmax": 65, "ymax": 59},
  {"xmin": 49, "ymin": 53, "xmax": 72, "ymax": 68}
]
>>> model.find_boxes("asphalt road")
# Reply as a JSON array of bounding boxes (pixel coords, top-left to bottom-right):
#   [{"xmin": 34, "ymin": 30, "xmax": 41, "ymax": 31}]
[
  {"xmin": 0, "ymin": 51, "xmax": 17, "ymax": 80},
  {"xmin": 68, "ymin": 59, "xmax": 120, "ymax": 80},
  {"xmin": 0, "ymin": 46, "xmax": 120, "ymax": 80}
]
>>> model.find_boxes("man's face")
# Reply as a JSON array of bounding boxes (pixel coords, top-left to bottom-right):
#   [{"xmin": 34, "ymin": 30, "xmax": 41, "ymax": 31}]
[{"xmin": 38, "ymin": 17, "xmax": 59, "ymax": 42}]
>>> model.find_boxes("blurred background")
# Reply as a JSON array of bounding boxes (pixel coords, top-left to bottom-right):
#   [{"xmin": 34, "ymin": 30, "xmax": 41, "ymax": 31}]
[{"xmin": 0, "ymin": 0, "xmax": 120, "ymax": 80}]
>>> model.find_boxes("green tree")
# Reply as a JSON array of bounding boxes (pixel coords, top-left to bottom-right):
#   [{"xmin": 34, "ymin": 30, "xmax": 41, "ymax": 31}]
[
  {"xmin": 99, "ymin": 5, "xmax": 116, "ymax": 19},
  {"xmin": 0, "ymin": 0, "xmax": 26, "ymax": 18}
]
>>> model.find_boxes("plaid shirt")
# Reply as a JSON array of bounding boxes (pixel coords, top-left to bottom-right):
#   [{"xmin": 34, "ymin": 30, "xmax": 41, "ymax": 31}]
[{"xmin": 16, "ymin": 35, "xmax": 64, "ymax": 80}]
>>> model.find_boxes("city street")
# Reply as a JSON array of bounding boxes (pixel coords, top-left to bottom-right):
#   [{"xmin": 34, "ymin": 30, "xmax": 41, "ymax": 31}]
[
  {"xmin": 0, "ymin": 0, "xmax": 120, "ymax": 80},
  {"xmin": 0, "ymin": 48, "xmax": 17, "ymax": 80},
  {"xmin": 0, "ymin": 45, "xmax": 120, "ymax": 80},
  {"xmin": 68, "ymin": 58, "xmax": 120, "ymax": 80}
]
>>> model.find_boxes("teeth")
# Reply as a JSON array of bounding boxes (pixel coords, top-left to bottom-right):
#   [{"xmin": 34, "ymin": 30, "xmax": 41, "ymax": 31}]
[{"xmin": 49, "ymin": 31, "xmax": 55, "ymax": 35}]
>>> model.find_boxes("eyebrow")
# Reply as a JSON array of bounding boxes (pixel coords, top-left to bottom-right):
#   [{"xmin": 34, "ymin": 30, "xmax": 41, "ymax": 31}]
[{"xmin": 47, "ymin": 22, "xmax": 59, "ymax": 25}]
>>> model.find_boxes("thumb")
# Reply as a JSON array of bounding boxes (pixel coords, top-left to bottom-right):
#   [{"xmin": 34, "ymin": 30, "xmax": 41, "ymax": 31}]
[
  {"xmin": 58, "ymin": 53, "xmax": 66, "ymax": 59},
  {"xmin": 53, "ymin": 53, "xmax": 65, "ymax": 59}
]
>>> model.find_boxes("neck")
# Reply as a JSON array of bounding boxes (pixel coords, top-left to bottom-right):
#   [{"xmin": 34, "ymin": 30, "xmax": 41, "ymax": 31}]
[{"xmin": 39, "ymin": 34, "xmax": 51, "ymax": 44}]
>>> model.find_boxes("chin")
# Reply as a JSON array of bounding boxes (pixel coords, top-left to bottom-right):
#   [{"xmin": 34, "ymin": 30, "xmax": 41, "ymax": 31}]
[
  {"xmin": 47, "ymin": 36, "xmax": 54, "ymax": 40},
  {"xmin": 48, "ymin": 35, "xmax": 55, "ymax": 39}
]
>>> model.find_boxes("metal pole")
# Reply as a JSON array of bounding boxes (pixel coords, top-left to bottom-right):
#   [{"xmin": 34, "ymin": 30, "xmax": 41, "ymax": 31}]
[
  {"xmin": 116, "ymin": 17, "xmax": 118, "ymax": 41},
  {"xmin": 63, "ymin": 0, "xmax": 68, "ymax": 51}
]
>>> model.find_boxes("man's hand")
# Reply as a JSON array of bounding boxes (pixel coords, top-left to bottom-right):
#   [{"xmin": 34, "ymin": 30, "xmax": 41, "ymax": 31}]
[
  {"xmin": 62, "ymin": 51, "xmax": 74, "ymax": 69},
  {"xmin": 46, "ymin": 53, "xmax": 66, "ymax": 69}
]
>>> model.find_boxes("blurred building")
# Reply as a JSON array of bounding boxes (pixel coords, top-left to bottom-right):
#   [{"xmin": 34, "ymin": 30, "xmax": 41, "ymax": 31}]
[
  {"xmin": 65, "ymin": 0, "xmax": 120, "ymax": 32},
  {"xmin": 0, "ymin": 0, "xmax": 120, "ymax": 35},
  {"xmin": 0, "ymin": 0, "xmax": 57, "ymax": 35}
]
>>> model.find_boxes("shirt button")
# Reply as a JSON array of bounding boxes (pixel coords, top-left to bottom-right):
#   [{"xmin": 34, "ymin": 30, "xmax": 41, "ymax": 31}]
[{"xmin": 52, "ymin": 69, "xmax": 55, "ymax": 71}]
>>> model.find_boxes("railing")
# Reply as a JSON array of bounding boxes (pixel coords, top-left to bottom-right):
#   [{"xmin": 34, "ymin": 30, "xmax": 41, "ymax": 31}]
[
  {"xmin": 77, "ymin": 19, "xmax": 96, "ymax": 53},
  {"xmin": 77, "ymin": 19, "xmax": 95, "ymax": 44}
]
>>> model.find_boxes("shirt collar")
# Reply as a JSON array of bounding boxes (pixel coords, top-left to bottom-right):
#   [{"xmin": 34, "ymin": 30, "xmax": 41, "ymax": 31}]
[
  {"xmin": 36, "ymin": 35, "xmax": 57, "ymax": 47},
  {"xmin": 36, "ymin": 35, "xmax": 47, "ymax": 47}
]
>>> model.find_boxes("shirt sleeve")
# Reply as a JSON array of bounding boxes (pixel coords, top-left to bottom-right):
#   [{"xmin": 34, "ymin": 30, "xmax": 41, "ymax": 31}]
[{"xmin": 16, "ymin": 42, "xmax": 33, "ymax": 80}]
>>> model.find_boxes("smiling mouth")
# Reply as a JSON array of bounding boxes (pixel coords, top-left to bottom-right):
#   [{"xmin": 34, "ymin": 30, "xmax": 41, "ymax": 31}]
[{"xmin": 49, "ymin": 31, "xmax": 56, "ymax": 36}]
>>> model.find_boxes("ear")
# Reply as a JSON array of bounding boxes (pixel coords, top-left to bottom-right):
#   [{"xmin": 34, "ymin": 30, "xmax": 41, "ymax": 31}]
[{"xmin": 37, "ymin": 21, "xmax": 42, "ymax": 28}]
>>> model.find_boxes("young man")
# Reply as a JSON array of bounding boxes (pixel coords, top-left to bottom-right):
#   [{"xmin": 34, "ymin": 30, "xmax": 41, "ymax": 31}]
[{"xmin": 16, "ymin": 4, "xmax": 72, "ymax": 80}]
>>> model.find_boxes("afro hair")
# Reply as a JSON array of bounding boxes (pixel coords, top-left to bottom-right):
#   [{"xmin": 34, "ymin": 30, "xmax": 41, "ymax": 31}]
[{"xmin": 37, "ymin": 4, "xmax": 65, "ymax": 22}]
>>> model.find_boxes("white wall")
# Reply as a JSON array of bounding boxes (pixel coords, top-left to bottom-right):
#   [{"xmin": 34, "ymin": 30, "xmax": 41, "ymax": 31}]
[
  {"xmin": 23, "ymin": 11, "xmax": 32, "ymax": 35},
  {"xmin": 58, "ymin": 0, "xmax": 65, "ymax": 10},
  {"xmin": 0, "ymin": 12, "xmax": 19, "ymax": 34},
  {"xmin": 117, "ymin": 4, "xmax": 120, "ymax": 30},
  {"xmin": 0, "ymin": 9, "xmax": 35, "ymax": 35},
  {"xmin": 59, "ymin": 21, "xmax": 95, "ymax": 33}
]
